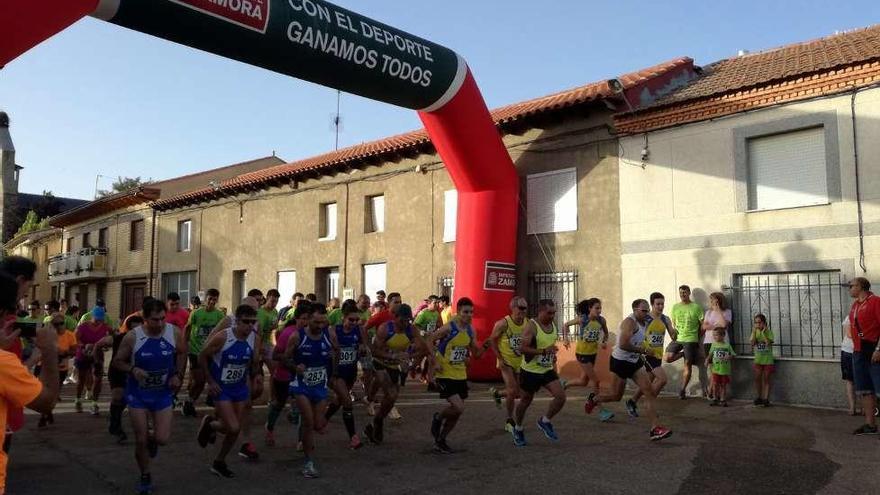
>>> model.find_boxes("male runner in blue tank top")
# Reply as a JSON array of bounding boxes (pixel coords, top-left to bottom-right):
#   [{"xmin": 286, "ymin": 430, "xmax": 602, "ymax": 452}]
[
  {"xmin": 196, "ymin": 304, "xmax": 261, "ymax": 478},
  {"xmin": 112, "ymin": 299, "xmax": 187, "ymax": 495},
  {"xmin": 325, "ymin": 301, "xmax": 369, "ymax": 449},
  {"xmin": 284, "ymin": 303, "xmax": 339, "ymax": 478}
]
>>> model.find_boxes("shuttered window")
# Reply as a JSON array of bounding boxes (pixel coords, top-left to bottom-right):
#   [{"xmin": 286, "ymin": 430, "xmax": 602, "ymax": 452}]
[
  {"xmin": 527, "ymin": 168, "xmax": 577, "ymax": 234},
  {"xmin": 443, "ymin": 189, "xmax": 457, "ymax": 242},
  {"xmin": 747, "ymin": 127, "xmax": 827, "ymax": 211},
  {"xmin": 130, "ymin": 219, "xmax": 145, "ymax": 251}
]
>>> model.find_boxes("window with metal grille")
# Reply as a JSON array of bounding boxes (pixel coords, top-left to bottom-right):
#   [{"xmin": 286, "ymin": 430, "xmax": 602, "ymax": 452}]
[
  {"xmin": 747, "ymin": 127, "xmax": 827, "ymax": 211},
  {"xmin": 528, "ymin": 271, "xmax": 577, "ymax": 335},
  {"xmin": 725, "ymin": 271, "xmax": 846, "ymax": 360},
  {"xmin": 163, "ymin": 271, "xmax": 196, "ymax": 306}
]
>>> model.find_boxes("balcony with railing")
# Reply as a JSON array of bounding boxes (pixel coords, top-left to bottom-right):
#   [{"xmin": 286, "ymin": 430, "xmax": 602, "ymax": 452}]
[{"xmin": 48, "ymin": 247, "xmax": 109, "ymax": 282}]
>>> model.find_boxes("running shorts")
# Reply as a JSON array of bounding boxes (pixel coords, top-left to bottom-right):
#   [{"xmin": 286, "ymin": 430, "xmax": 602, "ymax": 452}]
[
  {"xmin": 609, "ymin": 356, "xmax": 644, "ymax": 380},
  {"xmin": 576, "ymin": 353, "xmax": 597, "ymax": 365},
  {"xmin": 437, "ymin": 378, "xmax": 469, "ymax": 400},
  {"xmin": 519, "ymin": 369, "xmax": 559, "ymax": 394}
]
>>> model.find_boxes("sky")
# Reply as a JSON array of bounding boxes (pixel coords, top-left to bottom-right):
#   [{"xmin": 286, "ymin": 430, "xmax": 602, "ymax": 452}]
[{"xmin": 1, "ymin": 0, "xmax": 878, "ymax": 200}]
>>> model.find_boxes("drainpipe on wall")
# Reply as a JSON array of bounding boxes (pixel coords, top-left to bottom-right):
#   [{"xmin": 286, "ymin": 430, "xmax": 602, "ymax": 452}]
[
  {"xmin": 148, "ymin": 209, "xmax": 156, "ymax": 295},
  {"xmin": 341, "ymin": 181, "xmax": 350, "ymax": 289},
  {"xmin": 850, "ymin": 87, "xmax": 867, "ymax": 273}
]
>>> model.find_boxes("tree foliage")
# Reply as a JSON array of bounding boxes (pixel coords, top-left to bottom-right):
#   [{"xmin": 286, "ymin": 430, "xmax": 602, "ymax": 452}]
[
  {"xmin": 97, "ymin": 176, "xmax": 147, "ymax": 198},
  {"xmin": 13, "ymin": 209, "xmax": 50, "ymax": 238}
]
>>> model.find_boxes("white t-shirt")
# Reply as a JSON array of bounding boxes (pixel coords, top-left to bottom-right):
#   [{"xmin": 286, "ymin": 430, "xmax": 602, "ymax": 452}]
[
  {"xmin": 702, "ymin": 309, "xmax": 732, "ymax": 344},
  {"xmin": 841, "ymin": 318, "xmax": 854, "ymax": 354}
]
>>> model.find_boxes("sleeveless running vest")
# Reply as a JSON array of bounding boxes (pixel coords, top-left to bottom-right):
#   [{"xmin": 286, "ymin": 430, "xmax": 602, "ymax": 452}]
[
  {"xmin": 128, "ymin": 324, "xmax": 177, "ymax": 394},
  {"xmin": 644, "ymin": 314, "xmax": 669, "ymax": 359},
  {"xmin": 209, "ymin": 327, "xmax": 255, "ymax": 394},
  {"xmin": 612, "ymin": 314, "xmax": 647, "ymax": 363},
  {"xmin": 576, "ymin": 317, "xmax": 604, "ymax": 356},
  {"xmin": 436, "ymin": 321, "xmax": 474, "ymax": 380},
  {"xmin": 376, "ymin": 321, "xmax": 413, "ymax": 367},
  {"xmin": 334, "ymin": 324, "xmax": 362, "ymax": 369},
  {"xmin": 292, "ymin": 328, "xmax": 333, "ymax": 389},
  {"xmin": 498, "ymin": 315, "xmax": 525, "ymax": 370},
  {"xmin": 521, "ymin": 319, "xmax": 557, "ymax": 375}
]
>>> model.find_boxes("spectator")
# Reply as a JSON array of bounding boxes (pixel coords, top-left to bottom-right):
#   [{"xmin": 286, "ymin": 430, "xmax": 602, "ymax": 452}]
[
  {"xmin": 847, "ymin": 277, "xmax": 880, "ymax": 435},
  {"xmin": 277, "ymin": 293, "xmax": 304, "ymax": 322},
  {"xmin": 0, "ymin": 272, "xmax": 60, "ymax": 494},
  {"xmin": 305, "ymin": 293, "xmax": 317, "ymax": 303},
  {"xmin": 438, "ymin": 295, "xmax": 453, "ymax": 324},
  {"xmin": 328, "ymin": 297, "xmax": 341, "ymax": 311},
  {"xmin": 164, "ymin": 293, "xmax": 190, "ymax": 331},
  {"xmin": 375, "ymin": 290, "xmax": 386, "ymax": 304},
  {"xmin": 189, "ymin": 296, "xmax": 202, "ymax": 312},
  {"xmin": 666, "ymin": 285, "xmax": 705, "ymax": 399},
  {"xmin": 841, "ymin": 318, "xmax": 858, "ymax": 416},
  {"xmin": 702, "ymin": 292, "xmax": 732, "ymax": 399}
]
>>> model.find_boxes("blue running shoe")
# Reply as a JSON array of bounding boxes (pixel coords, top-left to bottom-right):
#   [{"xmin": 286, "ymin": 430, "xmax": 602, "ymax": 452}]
[
  {"xmin": 536, "ymin": 417, "xmax": 559, "ymax": 441},
  {"xmin": 599, "ymin": 409, "xmax": 615, "ymax": 422},
  {"xmin": 625, "ymin": 399, "xmax": 639, "ymax": 418},
  {"xmin": 512, "ymin": 427, "xmax": 527, "ymax": 447}
]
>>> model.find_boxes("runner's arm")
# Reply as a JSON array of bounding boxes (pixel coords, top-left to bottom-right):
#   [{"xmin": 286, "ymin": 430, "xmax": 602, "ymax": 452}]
[
  {"xmin": 183, "ymin": 312, "xmax": 195, "ymax": 346},
  {"xmin": 252, "ymin": 333, "xmax": 263, "ymax": 376},
  {"xmin": 617, "ymin": 319, "xmax": 646, "ymax": 355},
  {"xmin": 199, "ymin": 331, "xmax": 226, "ymax": 390},
  {"xmin": 170, "ymin": 327, "xmax": 187, "ymax": 390},
  {"xmin": 370, "ymin": 327, "xmax": 394, "ymax": 361},
  {"xmin": 600, "ymin": 317, "xmax": 610, "ymax": 347},
  {"xmin": 210, "ymin": 316, "xmax": 232, "ymax": 337},
  {"xmin": 411, "ymin": 331, "xmax": 433, "ymax": 364},
  {"xmin": 111, "ymin": 331, "xmax": 136, "ymax": 373},
  {"xmin": 487, "ymin": 319, "xmax": 507, "ymax": 356},
  {"xmin": 562, "ymin": 316, "xmax": 580, "ymax": 346},
  {"xmin": 518, "ymin": 321, "xmax": 540, "ymax": 358}
]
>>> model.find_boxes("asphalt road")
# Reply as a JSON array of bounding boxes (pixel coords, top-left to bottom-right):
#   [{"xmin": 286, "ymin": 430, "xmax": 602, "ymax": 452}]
[{"xmin": 7, "ymin": 382, "xmax": 880, "ymax": 495}]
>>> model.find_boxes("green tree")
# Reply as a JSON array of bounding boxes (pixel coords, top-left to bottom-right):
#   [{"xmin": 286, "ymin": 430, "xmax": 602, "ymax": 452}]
[
  {"xmin": 13, "ymin": 210, "xmax": 49, "ymax": 238},
  {"xmin": 97, "ymin": 176, "xmax": 147, "ymax": 198}
]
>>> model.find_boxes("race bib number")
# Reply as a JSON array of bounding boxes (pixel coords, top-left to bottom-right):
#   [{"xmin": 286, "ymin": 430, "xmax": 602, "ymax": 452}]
[
  {"xmin": 537, "ymin": 352, "xmax": 553, "ymax": 368},
  {"xmin": 197, "ymin": 325, "xmax": 213, "ymax": 339},
  {"xmin": 714, "ymin": 349, "xmax": 730, "ymax": 361},
  {"xmin": 649, "ymin": 334, "xmax": 665, "ymax": 347},
  {"xmin": 304, "ymin": 367, "xmax": 327, "ymax": 386},
  {"xmin": 143, "ymin": 370, "xmax": 168, "ymax": 390},
  {"xmin": 585, "ymin": 329, "xmax": 600, "ymax": 342},
  {"xmin": 339, "ymin": 347, "xmax": 357, "ymax": 365},
  {"xmin": 509, "ymin": 335, "xmax": 523, "ymax": 355},
  {"xmin": 450, "ymin": 346, "xmax": 468, "ymax": 364},
  {"xmin": 756, "ymin": 342, "xmax": 768, "ymax": 352},
  {"xmin": 221, "ymin": 364, "xmax": 247, "ymax": 384}
]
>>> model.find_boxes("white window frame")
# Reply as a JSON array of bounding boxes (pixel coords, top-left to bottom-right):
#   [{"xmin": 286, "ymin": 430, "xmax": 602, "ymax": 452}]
[
  {"xmin": 443, "ymin": 189, "xmax": 457, "ymax": 243},
  {"xmin": 363, "ymin": 263, "xmax": 387, "ymax": 298},
  {"xmin": 366, "ymin": 194, "xmax": 385, "ymax": 233},
  {"xmin": 177, "ymin": 219, "xmax": 192, "ymax": 252},
  {"xmin": 526, "ymin": 167, "xmax": 578, "ymax": 234},
  {"xmin": 277, "ymin": 270, "xmax": 297, "ymax": 306},
  {"xmin": 319, "ymin": 202, "xmax": 337, "ymax": 241}
]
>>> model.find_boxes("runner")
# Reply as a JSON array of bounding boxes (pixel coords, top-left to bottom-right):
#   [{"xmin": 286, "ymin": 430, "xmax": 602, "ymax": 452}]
[
  {"xmin": 585, "ymin": 299, "xmax": 672, "ymax": 441},
  {"xmin": 364, "ymin": 292, "xmax": 404, "ymax": 419},
  {"xmin": 627, "ymin": 292, "xmax": 676, "ymax": 417},
  {"xmin": 74, "ymin": 306, "xmax": 112, "ymax": 415},
  {"xmin": 257, "ymin": 289, "xmax": 280, "ymax": 374},
  {"xmin": 665, "ymin": 285, "xmax": 705, "ymax": 399},
  {"xmin": 511, "ymin": 299, "xmax": 566, "ymax": 447},
  {"xmin": 102, "ymin": 315, "xmax": 144, "ymax": 443},
  {"xmin": 197, "ymin": 304, "xmax": 260, "ymax": 478},
  {"xmin": 111, "ymin": 299, "xmax": 187, "ymax": 495},
  {"xmin": 325, "ymin": 301, "xmax": 368, "ymax": 449},
  {"xmin": 265, "ymin": 302, "xmax": 311, "ymax": 447},
  {"xmin": 364, "ymin": 303, "xmax": 430, "ymax": 445},
  {"xmin": 36, "ymin": 312, "xmax": 77, "ymax": 428},
  {"xmin": 487, "ymin": 296, "xmax": 528, "ymax": 432},
  {"xmin": 562, "ymin": 298, "xmax": 609, "ymax": 407},
  {"xmin": 164, "ymin": 293, "xmax": 190, "ymax": 335},
  {"xmin": 183, "ymin": 289, "xmax": 223, "ymax": 417},
  {"xmin": 285, "ymin": 303, "xmax": 337, "ymax": 478},
  {"xmin": 428, "ymin": 297, "xmax": 484, "ymax": 453},
  {"xmin": 413, "ymin": 295, "xmax": 441, "ymax": 386}
]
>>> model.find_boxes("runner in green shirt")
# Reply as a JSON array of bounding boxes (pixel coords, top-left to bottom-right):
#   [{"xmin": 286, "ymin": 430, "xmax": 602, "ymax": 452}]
[
  {"xmin": 183, "ymin": 288, "xmax": 223, "ymax": 417},
  {"xmin": 705, "ymin": 327, "xmax": 735, "ymax": 406},
  {"xmin": 750, "ymin": 313, "xmax": 775, "ymax": 407},
  {"xmin": 666, "ymin": 285, "xmax": 705, "ymax": 399},
  {"xmin": 258, "ymin": 289, "xmax": 280, "ymax": 373},
  {"xmin": 79, "ymin": 299, "xmax": 119, "ymax": 329}
]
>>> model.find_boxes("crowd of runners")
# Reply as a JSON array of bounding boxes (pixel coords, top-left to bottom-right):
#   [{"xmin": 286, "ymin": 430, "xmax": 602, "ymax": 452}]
[{"xmin": 1, "ymin": 256, "xmax": 879, "ymax": 495}]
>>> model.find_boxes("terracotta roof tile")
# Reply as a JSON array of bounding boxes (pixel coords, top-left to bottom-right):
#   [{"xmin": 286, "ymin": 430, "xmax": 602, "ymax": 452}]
[{"xmin": 155, "ymin": 57, "xmax": 693, "ymax": 210}]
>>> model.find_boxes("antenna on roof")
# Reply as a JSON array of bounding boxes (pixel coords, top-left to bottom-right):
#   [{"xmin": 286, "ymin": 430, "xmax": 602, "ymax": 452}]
[{"xmin": 332, "ymin": 90, "xmax": 342, "ymax": 151}]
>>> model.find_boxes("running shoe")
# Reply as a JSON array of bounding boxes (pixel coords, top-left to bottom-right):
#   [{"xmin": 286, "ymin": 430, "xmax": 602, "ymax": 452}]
[
  {"xmin": 512, "ymin": 427, "xmax": 527, "ymax": 447},
  {"xmin": 211, "ymin": 461, "xmax": 235, "ymax": 478},
  {"xmin": 625, "ymin": 399, "xmax": 639, "ymax": 418},
  {"xmin": 559, "ymin": 378, "xmax": 568, "ymax": 389},
  {"xmin": 389, "ymin": 406, "xmax": 402, "ymax": 420},
  {"xmin": 264, "ymin": 427, "xmax": 276, "ymax": 447},
  {"xmin": 583, "ymin": 394, "xmax": 598, "ymax": 415},
  {"xmin": 709, "ymin": 399, "xmax": 720, "ymax": 407},
  {"xmin": 349, "ymin": 434, "xmax": 363, "ymax": 450},
  {"xmin": 433, "ymin": 439, "xmax": 454, "ymax": 454},
  {"xmin": 649, "ymin": 426, "xmax": 672, "ymax": 441},
  {"xmin": 182, "ymin": 400, "xmax": 197, "ymax": 418},
  {"xmin": 721, "ymin": 401, "xmax": 728, "ymax": 408},
  {"xmin": 197, "ymin": 415, "xmax": 215, "ymax": 448},
  {"xmin": 431, "ymin": 412, "xmax": 442, "ymax": 441},
  {"xmin": 47, "ymin": 412, "xmax": 54, "ymax": 425},
  {"xmin": 489, "ymin": 387, "xmax": 502, "ymax": 409},
  {"xmin": 536, "ymin": 417, "xmax": 559, "ymax": 441},
  {"xmin": 74, "ymin": 399, "xmax": 83, "ymax": 413},
  {"xmin": 363, "ymin": 423, "xmax": 379, "ymax": 444},
  {"xmin": 302, "ymin": 460, "xmax": 319, "ymax": 479},
  {"xmin": 853, "ymin": 424, "xmax": 879, "ymax": 435},
  {"xmin": 504, "ymin": 418, "xmax": 516, "ymax": 433},
  {"xmin": 136, "ymin": 474, "xmax": 153, "ymax": 495},
  {"xmin": 678, "ymin": 390, "xmax": 687, "ymax": 400},
  {"xmin": 374, "ymin": 419, "xmax": 385, "ymax": 443},
  {"xmin": 288, "ymin": 407, "xmax": 300, "ymax": 425},
  {"xmin": 753, "ymin": 398, "xmax": 763, "ymax": 406},
  {"xmin": 91, "ymin": 402, "xmax": 100, "ymax": 416},
  {"xmin": 598, "ymin": 409, "xmax": 615, "ymax": 423},
  {"xmin": 874, "ymin": 406, "xmax": 878, "ymax": 418},
  {"xmin": 147, "ymin": 437, "xmax": 158, "ymax": 459},
  {"xmin": 116, "ymin": 430, "xmax": 128, "ymax": 445},
  {"xmin": 37, "ymin": 416, "xmax": 48, "ymax": 428},
  {"xmin": 238, "ymin": 442, "xmax": 259, "ymax": 460}
]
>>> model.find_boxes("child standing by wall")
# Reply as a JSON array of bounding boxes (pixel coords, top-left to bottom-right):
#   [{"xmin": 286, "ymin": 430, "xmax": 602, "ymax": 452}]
[
  {"xmin": 705, "ymin": 327, "xmax": 735, "ymax": 407},
  {"xmin": 750, "ymin": 314, "xmax": 774, "ymax": 407}
]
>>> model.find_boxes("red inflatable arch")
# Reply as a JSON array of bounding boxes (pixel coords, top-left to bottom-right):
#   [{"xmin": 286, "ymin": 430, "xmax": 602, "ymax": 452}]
[{"xmin": 1, "ymin": 0, "xmax": 518, "ymax": 379}]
